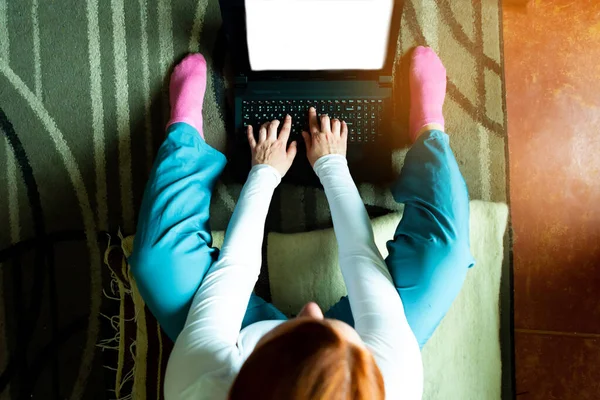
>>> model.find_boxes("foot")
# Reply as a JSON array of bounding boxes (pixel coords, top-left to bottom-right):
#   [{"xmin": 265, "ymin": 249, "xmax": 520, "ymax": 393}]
[
  {"xmin": 409, "ymin": 46, "xmax": 446, "ymax": 141},
  {"xmin": 168, "ymin": 53, "xmax": 208, "ymax": 138}
]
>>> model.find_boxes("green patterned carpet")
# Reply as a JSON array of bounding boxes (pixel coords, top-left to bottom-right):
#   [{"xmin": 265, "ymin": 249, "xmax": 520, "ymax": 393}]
[{"xmin": 0, "ymin": 0, "xmax": 508, "ymax": 398}]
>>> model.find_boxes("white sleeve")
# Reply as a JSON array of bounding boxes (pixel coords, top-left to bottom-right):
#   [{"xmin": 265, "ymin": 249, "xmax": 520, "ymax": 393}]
[
  {"xmin": 165, "ymin": 164, "xmax": 281, "ymax": 399},
  {"xmin": 314, "ymin": 155, "xmax": 423, "ymax": 400}
]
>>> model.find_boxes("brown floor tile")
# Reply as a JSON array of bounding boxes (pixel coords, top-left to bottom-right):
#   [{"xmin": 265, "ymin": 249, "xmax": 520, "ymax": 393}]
[
  {"xmin": 504, "ymin": 0, "xmax": 600, "ymax": 333},
  {"xmin": 515, "ymin": 332, "xmax": 600, "ymax": 399}
]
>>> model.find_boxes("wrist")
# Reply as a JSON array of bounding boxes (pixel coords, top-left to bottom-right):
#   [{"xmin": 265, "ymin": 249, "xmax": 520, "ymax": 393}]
[
  {"xmin": 313, "ymin": 154, "xmax": 348, "ymax": 178},
  {"xmin": 249, "ymin": 164, "xmax": 282, "ymax": 187}
]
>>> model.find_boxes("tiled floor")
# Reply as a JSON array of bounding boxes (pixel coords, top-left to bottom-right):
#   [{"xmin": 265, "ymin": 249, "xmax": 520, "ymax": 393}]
[{"xmin": 503, "ymin": 0, "xmax": 600, "ymax": 398}]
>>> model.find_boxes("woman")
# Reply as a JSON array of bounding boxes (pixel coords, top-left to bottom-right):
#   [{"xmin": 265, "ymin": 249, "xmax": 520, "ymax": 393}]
[{"xmin": 130, "ymin": 46, "xmax": 474, "ymax": 399}]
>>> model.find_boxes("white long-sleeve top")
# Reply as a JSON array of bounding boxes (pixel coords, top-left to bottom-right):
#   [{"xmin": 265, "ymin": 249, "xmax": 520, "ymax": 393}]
[{"xmin": 164, "ymin": 155, "xmax": 423, "ymax": 400}]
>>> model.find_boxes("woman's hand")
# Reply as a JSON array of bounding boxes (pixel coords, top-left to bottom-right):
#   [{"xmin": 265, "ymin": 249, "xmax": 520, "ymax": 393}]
[
  {"xmin": 302, "ymin": 107, "xmax": 348, "ymax": 167},
  {"xmin": 247, "ymin": 115, "xmax": 298, "ymax": 177}
]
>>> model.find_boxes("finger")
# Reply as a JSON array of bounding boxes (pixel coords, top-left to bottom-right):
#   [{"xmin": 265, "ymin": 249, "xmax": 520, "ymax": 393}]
[
  {"xmin": 259, "ymin": 122, "xmax": 269, "ymax": 142},
  {"xmin": 341, "ymin": 121, "xmax": 349, "ymax": 142},
  {"xmin": 308, "ymin": 107, "xmax": 319, "ymax": 135},
  {"xmin": 278, "ymin": 115, "xmax": 292, "ymax": 143},
  {"xmin": 320, "ymin": 114, "xmax": 331, "ymax": 134},
  {"xmin": 331, "ymin": 118, "xmax": 341, "ymax": 136},
  {"xmin": 247, "ymin": 125, "xmax": 257, "ymax": 149},
  {"xmin": 302, "ymin": 130, "xmax": 312, "ymax": 152},
  {"xmin": 268, "ymin": 119, "xmax": 280, "ymax": 140},
  {"xmin": 286, "ymin": 141, "xmax": 298, "ymax": 162}
]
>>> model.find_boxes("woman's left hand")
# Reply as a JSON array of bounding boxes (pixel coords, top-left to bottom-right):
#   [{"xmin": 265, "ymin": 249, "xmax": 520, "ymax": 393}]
[{"xmin": 247, "ymin": 115, "xmax": 298, "ymax": 177}]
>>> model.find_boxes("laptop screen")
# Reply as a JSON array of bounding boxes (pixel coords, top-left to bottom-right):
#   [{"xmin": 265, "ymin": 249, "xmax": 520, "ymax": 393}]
[{"xmin": 245, "ymin": 0, "xmax": 394, "ymax": 72}]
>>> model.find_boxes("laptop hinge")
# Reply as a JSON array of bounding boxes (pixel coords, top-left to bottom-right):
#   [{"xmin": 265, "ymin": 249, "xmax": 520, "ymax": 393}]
[
  {"xmin": 235, "ymin": 76, "xmax": 248, "ymax": 88},
  {"xmin": 378, "ymin": 75, "xmax": 393, "ymax": 88}
]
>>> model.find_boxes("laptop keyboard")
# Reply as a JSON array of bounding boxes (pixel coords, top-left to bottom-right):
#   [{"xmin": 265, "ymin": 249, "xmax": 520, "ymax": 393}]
[{"xmin": 242, "ymin": 99, "xmax": 384, "ymax": 143}]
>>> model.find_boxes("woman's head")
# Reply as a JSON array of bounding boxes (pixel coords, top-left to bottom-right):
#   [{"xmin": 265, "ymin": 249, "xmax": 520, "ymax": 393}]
[{"xmin": 229, "ymin": 302, "xmax": 384, "ymax": 400}]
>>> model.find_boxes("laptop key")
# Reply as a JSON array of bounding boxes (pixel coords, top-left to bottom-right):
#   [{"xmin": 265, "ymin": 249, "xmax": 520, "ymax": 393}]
[{"xmin": 242, "ymin": 98, "xmax": 385, "ymax": 143}]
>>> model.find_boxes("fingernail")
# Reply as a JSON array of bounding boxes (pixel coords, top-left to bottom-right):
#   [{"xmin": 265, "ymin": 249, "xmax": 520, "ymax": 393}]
[
  {"xmin": 309, "ymin": 107, "xmax": 315, "ymax": 111},
  {"xmin": 286, "ymin": 114, "xmax": 291, "ymax": 119}
]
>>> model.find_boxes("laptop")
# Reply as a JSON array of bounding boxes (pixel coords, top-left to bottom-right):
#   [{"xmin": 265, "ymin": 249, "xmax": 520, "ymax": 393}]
[{"xmin": 220, "ymin": 0, "xmax": 402, "ymax": 185}]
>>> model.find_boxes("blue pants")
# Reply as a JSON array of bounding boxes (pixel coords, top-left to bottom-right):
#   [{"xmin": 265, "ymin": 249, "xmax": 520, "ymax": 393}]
[
  {"xmin": 130, "ymin": 123, "xmax": 474, "ymax": 347},
  {"xmin": 324, "ymin": 129, "xmax": 475, "ymax": 347}
]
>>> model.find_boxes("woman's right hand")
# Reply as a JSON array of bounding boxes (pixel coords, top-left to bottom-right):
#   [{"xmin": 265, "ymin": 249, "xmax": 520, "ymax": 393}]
[
  {"xmin": 302, "ymin": 107, "xmax": 348, "ymax": 167},
  {"xmin": 248, "ymin": 116, "xmax": 297, "ymax": 177}
]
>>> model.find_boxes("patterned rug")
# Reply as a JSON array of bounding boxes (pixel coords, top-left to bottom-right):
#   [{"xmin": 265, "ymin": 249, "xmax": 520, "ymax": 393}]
[{"xmin": 0, "ymin": 0, "xmax": 507, "ymax": 398}]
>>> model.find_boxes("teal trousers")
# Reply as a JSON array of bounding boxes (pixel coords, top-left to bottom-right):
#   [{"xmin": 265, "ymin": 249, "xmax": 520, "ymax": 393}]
[{"xmin": 130, "ymin": 123, "xmax": 475, "ymax": 348}]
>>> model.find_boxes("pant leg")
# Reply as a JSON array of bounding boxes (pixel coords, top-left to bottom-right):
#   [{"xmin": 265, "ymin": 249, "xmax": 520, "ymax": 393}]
[
  {"xmin": 386, "ymin": 129, "xmax": 475, "ymax": 347},
  {"xmin": 130, "ymin": 122, "xmax": 227, "ymax": 340},
  {"xmin": 243, "ymin": 294, "xmax": 288, "ymax": 329},
  {"xmin": 130, "ymin": 123, "xmax": 286, "ymax": 340},
  {"xmin": 325, "ymin": 130, "xmax": 475, "ymax": 348}
]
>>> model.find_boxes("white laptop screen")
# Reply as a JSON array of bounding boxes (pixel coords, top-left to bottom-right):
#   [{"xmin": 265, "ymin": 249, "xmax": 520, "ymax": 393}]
[{"xmin": 245, "ymin": 0, "xmax": 394, "ymax": 71}]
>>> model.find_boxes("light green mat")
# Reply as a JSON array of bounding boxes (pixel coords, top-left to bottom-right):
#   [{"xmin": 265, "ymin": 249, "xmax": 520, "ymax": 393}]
[{"xmin": 267, "ymin": 200, "xmax": 509, "ymax": 400}]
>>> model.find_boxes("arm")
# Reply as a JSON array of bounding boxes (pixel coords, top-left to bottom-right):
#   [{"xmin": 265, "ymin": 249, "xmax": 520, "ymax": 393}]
[
  {"xmin": 165, "ymin": 165, "xmax": 280, "ymax": 396},
  {"xmin": 316, "ymin": 156, "xmax": 423, "ymax": 399},
  {"xmin": 314, "ymin": 155, "xmax": 419, "ymax": 328},
  {"xmin": 165, "ymin": 118, "xmax": 298, "ymax": 398},
  {"xmin": 305, "ymin": 109, "xmax": 423, "ymax": 399}
]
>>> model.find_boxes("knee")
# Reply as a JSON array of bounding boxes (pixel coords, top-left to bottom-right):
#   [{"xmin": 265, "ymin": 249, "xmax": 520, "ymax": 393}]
[
  {"xmin": 387, "ymin": 235, "xmax": 474, "ymax": 288},
  {"xmin": 128, "ymin": 235, "xmax": 173, "ymax": 284},
  {"xmin": 128, "ymin": 231, "xmax": 194, "ymax": 273},
  {"xmin": 128, "ymin": 236, "xmax": 153, "ymax": 275},
  {"xmin": 431, "ymin": 236, "xmax": 474, "ymax": 270},
  {"xmin": 420, "ymin": 235, "xmax": 475, "ymax": 288},
  {"xmin": 128, "ymin": 248, "xmax": 156, "ymax": 293}
]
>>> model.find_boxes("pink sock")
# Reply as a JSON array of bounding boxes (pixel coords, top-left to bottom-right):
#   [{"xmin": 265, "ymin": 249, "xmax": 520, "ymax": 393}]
[
  {"xmin": 409, "ymin": 46, "xmax": 446, "ymax": 141},
  {"xmin": 167, "ymin": 53, "xmax": 207, "ymax": 138}
]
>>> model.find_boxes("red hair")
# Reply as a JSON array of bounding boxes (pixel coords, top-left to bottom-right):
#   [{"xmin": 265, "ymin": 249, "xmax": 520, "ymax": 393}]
[{"xmin": 229, "ymin": 320, "xmax": 384, "ymax": 400}]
